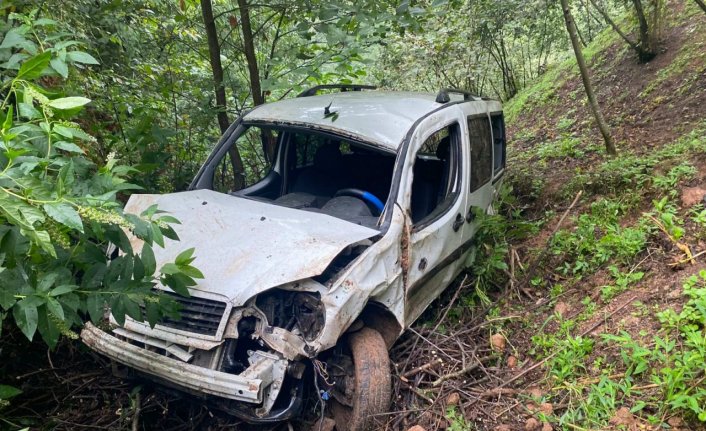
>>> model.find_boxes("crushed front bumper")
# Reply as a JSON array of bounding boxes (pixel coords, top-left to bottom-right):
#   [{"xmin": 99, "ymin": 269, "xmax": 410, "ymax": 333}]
[{"xmin": 81, "ymin": 322, "xmax": 284, "ymax": 404}]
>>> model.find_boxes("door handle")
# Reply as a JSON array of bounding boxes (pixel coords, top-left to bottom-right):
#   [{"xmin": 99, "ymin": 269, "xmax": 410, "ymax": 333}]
[
  {"xmin": 466, "ymin": 206, "xmax": 480, "ymax": 223},
  {"xmin": 453, "ymin": 213, "xmax": 464, "ymax": 232}
]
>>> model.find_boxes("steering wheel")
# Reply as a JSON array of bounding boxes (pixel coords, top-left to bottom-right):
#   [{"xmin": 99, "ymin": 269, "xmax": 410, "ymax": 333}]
[{"xmin": 334, "ymin": 188, "xmax": 385, "ymax": 216}]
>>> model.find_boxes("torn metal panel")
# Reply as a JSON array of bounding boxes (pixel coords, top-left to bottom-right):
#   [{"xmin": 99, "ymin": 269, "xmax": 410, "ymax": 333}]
[
  {"xmin": 115, "ymin": 314, "xmax": 225, "ymax": 350},
  {"xmin": 308, "ymin": 209, "xmax": 407, "ymax": 353},
  {"xmin": 112, "ymin": 327, "xmax": 194, "ymax": 362},
  {"xmin": 124, "ymin": 189, "xmax": 378, "ymax": 304}
]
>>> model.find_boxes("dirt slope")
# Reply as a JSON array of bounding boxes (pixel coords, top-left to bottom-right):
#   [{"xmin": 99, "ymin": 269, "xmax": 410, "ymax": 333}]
[{"xmin": 388, "ymin": 2, "xmax": 706, "ymax": 430}]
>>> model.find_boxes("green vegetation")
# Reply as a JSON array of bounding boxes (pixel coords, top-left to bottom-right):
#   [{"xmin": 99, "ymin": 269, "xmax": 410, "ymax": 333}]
[
  {"xmin": 551, "ymin": 198, "xmax": 647, "ymax": 276},
  {"xmin": 561, "ymin": 122, "xmax": 706, "ymax": 199},
  {"xmin": 526, "ymin": 272, "xmax": 706, "ymax": 428},
  {"xmin": 0, "ymin": 12, "xmax": 202, "ymax": 348}
]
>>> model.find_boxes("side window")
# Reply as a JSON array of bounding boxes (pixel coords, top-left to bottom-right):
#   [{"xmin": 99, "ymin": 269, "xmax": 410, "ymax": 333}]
[
  {"xmin": 468, "ymin": 117, "xmax": 492, "ymax": 192},
  {"xmin": 410, "ymin": 124, "xmax": 461, "ymax": 225},
  {"xmin": 491, "ymin": 114, "xmax": 506, "ymax": 175},
  {"xmin": 213, "ymin": 126, "xmax": 278, "ymax": 192}
]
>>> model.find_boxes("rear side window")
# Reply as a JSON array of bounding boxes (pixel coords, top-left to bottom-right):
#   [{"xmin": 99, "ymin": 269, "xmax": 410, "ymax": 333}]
[
  {"xmin": 491, "ymin": 114, "xmax": 506, "ymax": 175},
  {"xmin": 468, "ymin": 117, "xmax": 492, "ymax": 192}
]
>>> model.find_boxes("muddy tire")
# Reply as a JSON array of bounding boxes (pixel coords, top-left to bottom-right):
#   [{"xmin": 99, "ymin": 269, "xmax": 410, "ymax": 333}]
[{"xmin": 332, "ymin": 327, "xmax": 391, "ymax": 431}]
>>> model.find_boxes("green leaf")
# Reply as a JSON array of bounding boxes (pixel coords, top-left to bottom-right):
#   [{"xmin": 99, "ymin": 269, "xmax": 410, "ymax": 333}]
[
  {"xmin": 47, "ymin": 97, "xmax": 91, "ymax": 110},
  {"xmin": 50, "ymin": 57, "xmax": 68, "ymax": 78},
  {"xmin": 141, "ymin": 244, "xmax": 156, "ymax": 276},
  {"xmin": 1, "ymin": 53, "xmax": 29, "ymax": 70},
  {"xmin": 0, "ymin": 29, "xmax": 35, "ymax": 53},
  {"xmin": 0, "ymin": 384, "xmax": 22, "ymax": 400},
  {"xmin": 110, "ymin": 297, "xmax": 126, "ymax": 326},
  {"xmin": 12, "ymin": 299, "xmax": 39, "ymax": 340},
  {"xmin": 17, "ymin": 102, "xmax": 41, "ymax": 119},
  {"xmin": 49, "ymin": 284, "xmax": 76, "ymax": 297},
  {"xmin": 122, "ymin": 296, "xmax": 142, "ymax": 321},
  {"xmin": 0, "ymin": 286, "xmax": 16, "ymax": 310},
  {"xmin": 53, "ymin": 124, "xmax": 74, "ymax": 138},
  {"xmin": 46, "ymin": 297, "xmax": 64, "ymax": 320},
  {"xmin": 133, "ymin": 255, "xmax": 145, "ymax": 281},
  {"xmin": 66, "ymin": 51, "xmax": 99, "ymax": 65},
  {"xmin": 175, "ymin": 248, "xmax": 195, "ymax": 266},
  {"xmin": 144, "ymin": 301, "xmax": 161, "ymax": 328},
  {"xmin": 37, "ymin": 272, "xmax": 59, "ymax": 293},
  {"xmin": 85, "ymin": 294, "xmax": 104, "ymax": 323},
  {"xmin": 35, "ymin": 18, "xmax": 58, "ymax": 26},
  {"xmin": 160, "ymin": 263, "xmax": 180, "ymax": 275},
  {"xmin": 151, "ymin": 223, "xmax": 164, "ymax": 247},
  {"xmin": 179, "ymin": 265, "xmax": 204, "ymax": 279},
  {"xmin": 162, "ymin": 274, "xmax": 190, "ymax": 297},
  {"xmin": 37, "ymin": 307, "xmax": 60, "ymax": 349},
  {"xmin": 3, "ymin": 106, "xmax": 13, "ymax": 132},
  {"xmin": 43, "ymin": 202, "xmax": 83, "ymax": 232},
  {"xmin": 17, "ymin": 52, "xmax": 51, "ymax": 80},
  {"xmin": 53, "ymin": 141, "xmax": 84, "ymax": 153}
]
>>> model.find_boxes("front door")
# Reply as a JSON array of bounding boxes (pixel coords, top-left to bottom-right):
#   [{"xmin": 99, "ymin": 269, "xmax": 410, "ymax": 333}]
[{"xmin": 399, "ymin": 108, "xmax": 469, "ymax": 326}]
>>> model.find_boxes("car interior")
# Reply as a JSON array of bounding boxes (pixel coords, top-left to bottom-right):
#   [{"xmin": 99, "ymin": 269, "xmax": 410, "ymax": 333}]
[{"xmin": 216, "ymin": 125, "xmax": 454, "ymax": 229}]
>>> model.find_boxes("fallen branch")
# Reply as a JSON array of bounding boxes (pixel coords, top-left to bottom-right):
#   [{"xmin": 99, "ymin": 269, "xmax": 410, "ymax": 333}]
[
  {"xmin": 131, "ymin": 391, "xmax": 142, "ymax": 431},
  {"xmin": 398, "ymin": 379, "xmax": 435, "ymax": 404},
  {"xmin": 647, "ymin": 214, "xmax": 695, "ymax": 264},
  {"xmin": 668, "ymin": 249, "xmax": 705, "ymax": 266},
  {"xmin": 431, "ymin": 355, "xmax": 495, "ymax": 387},
  {"xmin": 476, "ymin": 387, "xmax": 520, "ymax": 398},
  {"xmin": 402, "ymin": 358, "xmax": 443, "ymax": 379},
  {"xmin": 431, "ymin": 275, "xmax": 468, "ymax": 334}
]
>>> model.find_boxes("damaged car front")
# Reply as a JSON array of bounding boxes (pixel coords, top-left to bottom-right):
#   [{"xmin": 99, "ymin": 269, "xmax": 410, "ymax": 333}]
[
  {"xmin": 79, "ymin": 99, "xmax": 410, "ymax": 424},
  {"xmin": 81, "ymin": 187, "xmax": 403, "ymax": 422}
]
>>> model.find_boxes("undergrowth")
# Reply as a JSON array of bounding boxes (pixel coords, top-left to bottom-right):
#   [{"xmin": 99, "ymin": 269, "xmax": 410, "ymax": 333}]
[{"xmin": 527, "ymin": 271, "xmax": 706, "ymax": 429}]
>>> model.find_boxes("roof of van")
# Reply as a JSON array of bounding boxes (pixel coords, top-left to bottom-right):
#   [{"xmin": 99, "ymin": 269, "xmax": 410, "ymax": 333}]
[{"xmin": 243, "ymin": 91, "xmax": 499, "ymax": 151}]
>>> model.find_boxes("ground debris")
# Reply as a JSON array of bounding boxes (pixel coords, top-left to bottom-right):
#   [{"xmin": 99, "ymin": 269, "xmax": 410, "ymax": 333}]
[
  {"xmin": 490, "ymin": 333, "xmax": 507, "ymax": 351},
  {"xmin": 680, "ymin": 186, "xmax": 706, "ymax": 207},
  {"xmin": 524, "ymin": 417, "xmax": 540, "ymax": 431}
]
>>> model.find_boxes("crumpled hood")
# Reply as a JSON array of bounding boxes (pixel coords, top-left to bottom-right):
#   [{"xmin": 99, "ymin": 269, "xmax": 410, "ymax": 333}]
[{"xmin": 124, "ymin": 189, "xmax": 378, "ymax": 304}]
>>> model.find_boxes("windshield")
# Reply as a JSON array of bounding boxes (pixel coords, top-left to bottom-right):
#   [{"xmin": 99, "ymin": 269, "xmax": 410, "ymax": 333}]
[{"xmin": 200, "ymin": 124, "xmax": 397, "ymax": 229}]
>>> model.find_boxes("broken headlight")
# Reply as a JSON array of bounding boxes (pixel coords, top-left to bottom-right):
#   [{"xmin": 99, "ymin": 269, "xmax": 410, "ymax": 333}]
[{"xmin": 255, "ymin": 290, "xmax": 325, "ymax": 342}]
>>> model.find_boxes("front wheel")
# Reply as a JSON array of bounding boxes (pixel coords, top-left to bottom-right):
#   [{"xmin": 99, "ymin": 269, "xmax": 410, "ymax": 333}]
[{"xmin": 331, "ymin": 327, "xmax": 391, "ymax": 431}]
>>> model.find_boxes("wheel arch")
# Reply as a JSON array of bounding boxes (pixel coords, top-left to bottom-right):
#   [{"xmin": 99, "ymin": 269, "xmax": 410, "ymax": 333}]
[{"xmin": 356, "ymin": 301, "xmax": 402, "ymax": 350}]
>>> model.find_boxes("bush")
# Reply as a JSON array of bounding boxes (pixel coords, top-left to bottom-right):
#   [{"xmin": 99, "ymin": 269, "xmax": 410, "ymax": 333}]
[{"xmin": 0, "ymin": 11, "xmax": 200, "ymax": 348}]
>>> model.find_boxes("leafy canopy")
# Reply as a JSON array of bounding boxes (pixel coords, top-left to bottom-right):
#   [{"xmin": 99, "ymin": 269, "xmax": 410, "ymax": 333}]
[{"xmin": 0, "ymin": 10, "xmax": 201, "ymax": 348}]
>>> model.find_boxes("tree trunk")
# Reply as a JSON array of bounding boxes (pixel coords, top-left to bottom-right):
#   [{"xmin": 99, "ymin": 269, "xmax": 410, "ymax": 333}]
[
  {"xmin": 560, "ymin": 0, "xmax": 616, "ymax": 156},
  {"xmin": 589, "ymin": 0, "xmax": 640, "ymax": 52},
  {"xmin": 201, "ymin": 0, "xmax": 245, "ymax": 189},
  {"xmin": 631, "ymin": 0, "xmax": 656, "ymax": 61},
  {"xmin": 238, "ymin": 0, "xmax": 264, "ymax": 107},
  {"xmin": 237, "ymin": 0, "xmax": 276, "ymax": 161},
  {"xmin": 694, "ymin": 0, "xmax": 706, "ymax": 13}
]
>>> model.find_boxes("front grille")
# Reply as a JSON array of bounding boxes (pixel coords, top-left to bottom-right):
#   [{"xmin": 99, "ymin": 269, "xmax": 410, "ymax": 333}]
[{"xmin": 154, "ymin": 290, "xmax": 227, "ymax": 336}]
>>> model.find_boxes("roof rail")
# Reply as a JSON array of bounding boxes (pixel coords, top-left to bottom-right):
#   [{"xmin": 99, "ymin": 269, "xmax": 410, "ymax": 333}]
[
  {"xmin": 435, "ymin": 88, "xmax": 481, "ymax": 103},
  {"xmin": 297, "ymin": 84, "xmax": 377, "ymax": 98}
]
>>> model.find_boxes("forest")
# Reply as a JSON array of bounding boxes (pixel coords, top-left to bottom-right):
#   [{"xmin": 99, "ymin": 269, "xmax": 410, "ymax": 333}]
[{"xmin": 0, "ymin": 0, "xmax": 705, "ymax": 429}]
